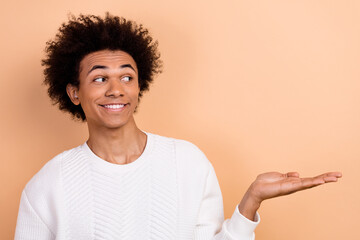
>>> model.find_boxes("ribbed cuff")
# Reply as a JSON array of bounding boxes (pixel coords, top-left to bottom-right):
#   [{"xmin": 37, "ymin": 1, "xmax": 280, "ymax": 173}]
[{"xmin": 226, "ymin": 204, "xmax": 260, "ymax": 238}]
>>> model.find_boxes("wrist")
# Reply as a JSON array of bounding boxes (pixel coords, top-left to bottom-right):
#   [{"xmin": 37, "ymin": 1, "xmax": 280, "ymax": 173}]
[{"xmin": 238, "ymin": 187, "xmax": 262, "ymax": 221}]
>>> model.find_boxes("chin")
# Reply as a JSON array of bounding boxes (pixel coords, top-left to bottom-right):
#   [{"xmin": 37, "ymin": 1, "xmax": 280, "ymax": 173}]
[
  {"xmin": 87, "ymin": 114, "xmax": 135, "ymax": 130},
  {"xmin": 102, "ymin": 121, "xmax": 128, "ymax": 129}
]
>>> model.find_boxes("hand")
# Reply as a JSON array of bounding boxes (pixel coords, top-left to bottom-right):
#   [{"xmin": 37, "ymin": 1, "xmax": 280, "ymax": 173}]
[
  {"xmin": 249, "ymin": 171, "xmax": 342, "ymax": 202},
  {"xmin": 238, "ymin": 171, "xmax": 342, "ymax": 221}
]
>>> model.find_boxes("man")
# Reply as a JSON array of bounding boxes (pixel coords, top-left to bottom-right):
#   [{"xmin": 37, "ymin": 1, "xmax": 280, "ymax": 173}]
[{"xmin": 15, "ymin": 13, "xmax": 342, "ymax": 240}]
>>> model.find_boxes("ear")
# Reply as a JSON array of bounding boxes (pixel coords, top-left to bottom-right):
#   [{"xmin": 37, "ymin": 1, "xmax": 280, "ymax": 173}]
[{"xmin": 66, "ymin": 84, "xmax": 80, "ymax": 105}]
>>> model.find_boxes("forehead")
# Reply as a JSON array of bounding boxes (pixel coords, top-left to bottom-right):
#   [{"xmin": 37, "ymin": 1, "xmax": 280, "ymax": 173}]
[{"xmin": 79, "ymin": 50, "xmax": 138, "ymax": 72}]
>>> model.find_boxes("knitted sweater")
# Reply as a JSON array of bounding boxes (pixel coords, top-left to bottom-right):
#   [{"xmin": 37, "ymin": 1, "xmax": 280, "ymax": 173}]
[{"xmin": 15, "ymin": 132, "xmax": 259, "ymax": 239}]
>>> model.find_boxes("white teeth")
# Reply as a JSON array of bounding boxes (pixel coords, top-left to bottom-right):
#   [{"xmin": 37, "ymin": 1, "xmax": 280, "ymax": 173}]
[{"xmin": 103, "ymin": 104, "xmax": 125, "ymax": 109}]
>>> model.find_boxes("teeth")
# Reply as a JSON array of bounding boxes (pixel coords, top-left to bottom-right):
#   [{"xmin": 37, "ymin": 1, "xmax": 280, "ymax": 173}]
[{"xmin": 103, "ymin": 104, "xmax": 125, "ymax": 109}]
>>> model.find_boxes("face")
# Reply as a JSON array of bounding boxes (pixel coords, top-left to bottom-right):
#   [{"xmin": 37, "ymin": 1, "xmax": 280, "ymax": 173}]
[{"xmin": 67, "ymin": 50, "xmax": 140, "ymax": 130}]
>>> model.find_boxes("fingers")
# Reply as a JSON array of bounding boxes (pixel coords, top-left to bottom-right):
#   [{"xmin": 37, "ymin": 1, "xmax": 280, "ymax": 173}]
[
  {"xmin": 323, "ymin": 176, "xmax": 338, "ymax": 182},
  {"xmin": 286, "ymin": 172, "xmax": 299, "ymax": 178},
  {"xmin": 328, "ymin": 172, "xmax": 342, "ymax": 178},
  {"xmin": 286, "ymin": 172, "xmax": 342, "ymax": 182},
  {"xmin": 300, "ymin": 177, "xmax": 324, "ymax": 188},
  {"xmin": 316, "ymin": 172, "xmax": 342, "ymax": 178},
  {"xmin": 298, "ymin": 172, "xmax": 342, "ymax": 189},
  {"xmin": 288, "ymin": 176, "xmax": 326, "ymax": 190},
  {"xmin": 315, "ymin": 172, "xmax": 342, "ymax": 183}
]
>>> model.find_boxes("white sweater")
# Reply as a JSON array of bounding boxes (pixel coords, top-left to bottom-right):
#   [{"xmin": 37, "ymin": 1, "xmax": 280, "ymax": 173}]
[{"xmin": 15, "ymin": 132, "xmax": 259, "ymax": 240}]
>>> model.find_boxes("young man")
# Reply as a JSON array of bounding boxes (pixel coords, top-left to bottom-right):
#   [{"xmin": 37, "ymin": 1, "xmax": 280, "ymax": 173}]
[{"xmin": 15, "ymin": 13, "xmax": 341, "ymax": 240}]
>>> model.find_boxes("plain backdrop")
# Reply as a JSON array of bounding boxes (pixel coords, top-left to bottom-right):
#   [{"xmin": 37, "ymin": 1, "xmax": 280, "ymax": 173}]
[{"xmin": 1, "ymin": 0, "xmax": 359, "ymax": 239}]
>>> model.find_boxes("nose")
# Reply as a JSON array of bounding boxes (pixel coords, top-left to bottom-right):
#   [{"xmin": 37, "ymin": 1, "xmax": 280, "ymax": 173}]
[{"xmin": 105, "ymin": 79, "xmax": 124, "ymax": 97}]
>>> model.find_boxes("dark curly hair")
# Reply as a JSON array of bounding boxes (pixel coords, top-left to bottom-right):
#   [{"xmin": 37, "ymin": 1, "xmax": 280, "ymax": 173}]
[{"xmin": 42, "ymin": 13, "xmax": 162, "ymax": 121}]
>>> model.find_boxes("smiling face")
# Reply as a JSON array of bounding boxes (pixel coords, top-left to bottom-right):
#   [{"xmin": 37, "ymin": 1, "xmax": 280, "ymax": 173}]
[{"xmin": 66, "ymin": 50, "xmax": 140, "ymax": 130}]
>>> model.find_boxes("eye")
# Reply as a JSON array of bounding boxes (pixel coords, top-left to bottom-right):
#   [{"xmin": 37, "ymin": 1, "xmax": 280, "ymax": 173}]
[
  {"xmin": 94, "ymin": 77, "xmax": 106, "ymax": 82},
  {"xmin": 122, "ymin": 76, "xmax": 132, "ymax": 82}
]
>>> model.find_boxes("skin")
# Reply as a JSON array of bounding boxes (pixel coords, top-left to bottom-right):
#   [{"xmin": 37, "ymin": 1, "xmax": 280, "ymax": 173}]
[
  {"xmin": 66, "ymin": 49, "xmax": 342, "ymax": 221},
  {"xmin": 238, "ymin": 171, "xmax": 342, "ymax": 220},
  {"xmin": 66, "ymin": 50, "xmax": 146, "ymax": 164}
]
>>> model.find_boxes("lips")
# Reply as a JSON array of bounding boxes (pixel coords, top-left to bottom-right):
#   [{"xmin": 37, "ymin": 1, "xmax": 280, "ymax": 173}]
[
  {"xmin": 102, "ymin": 104, "xmax": 125, "ymax": 109},
  {"xmin": 100, "ymin": 103, "xmax": 128, "ymax": 110}
]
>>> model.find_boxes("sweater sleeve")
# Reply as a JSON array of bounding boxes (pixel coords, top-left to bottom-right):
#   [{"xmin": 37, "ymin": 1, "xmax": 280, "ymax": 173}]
[
  {"xmin": 193, "ymin": 163, "xmax": 260, "ymax": 240},
  {"xmin": 14, "ymin": 190, "xmax": 55, "ymax": 240}
]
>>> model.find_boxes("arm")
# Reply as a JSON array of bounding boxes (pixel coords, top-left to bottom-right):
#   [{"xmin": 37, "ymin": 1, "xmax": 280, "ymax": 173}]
[
  {"xmin": 14, "ymin": 190, "xmax": 55, "ymax": 240},
  {"xmin": 238, "ymin": 171, "xmax": 342, "ymax": 221},
  {"xmin": 193, "ymin": 163, "xmax": 260, "ymax": 240},
  {"xmin": 193, "ymin": 166, "xmax": 342, "ymax": 239}
]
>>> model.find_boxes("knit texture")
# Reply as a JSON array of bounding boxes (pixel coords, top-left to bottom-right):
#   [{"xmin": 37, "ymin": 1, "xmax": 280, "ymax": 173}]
[{"xmin": 15, "ymin": 132, "xmax": 259, "ymax": 240}]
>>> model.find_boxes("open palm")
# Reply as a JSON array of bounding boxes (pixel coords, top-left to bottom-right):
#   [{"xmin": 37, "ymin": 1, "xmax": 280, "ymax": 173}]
[
  {"xmin": 250, "ymin": 171, "xmax": 342, "ymax": 202},
  {"xmin": 239, "ymin": 171, "xmax": 342, "ymax": 221}
]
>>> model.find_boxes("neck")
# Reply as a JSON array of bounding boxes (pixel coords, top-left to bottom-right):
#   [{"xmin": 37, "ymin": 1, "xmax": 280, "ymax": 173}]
[{"xmin": 86, "ymin": 119, "xmax": 147, "ymax": 165}]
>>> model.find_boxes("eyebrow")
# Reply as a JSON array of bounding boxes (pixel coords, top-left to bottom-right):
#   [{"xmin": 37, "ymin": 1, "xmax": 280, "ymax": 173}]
[{"xmin": 87, "ymin": 64, "xmax": 136, "ymax": 76}]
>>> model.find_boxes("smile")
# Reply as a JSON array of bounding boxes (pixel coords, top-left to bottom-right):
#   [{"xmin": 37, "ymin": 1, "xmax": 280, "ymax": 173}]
[
  {"xmin": 100, "ymin": 104, "xmax": 128, "ymax": 111},
  {"xmin": 103, "ymin": 104, "xmax": 126, "ymax": 109}
]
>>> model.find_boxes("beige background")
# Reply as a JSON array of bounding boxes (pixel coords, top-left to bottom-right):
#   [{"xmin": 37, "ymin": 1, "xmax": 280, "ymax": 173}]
[{"xmin": 1, "ymin": 0, "xmax": 359, "ymax": 239}]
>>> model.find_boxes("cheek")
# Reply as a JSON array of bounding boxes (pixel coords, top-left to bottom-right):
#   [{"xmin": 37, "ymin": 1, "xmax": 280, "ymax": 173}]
[
  {"xmin": 129, "ymin": 84, "xmax": 140, "ymax": 98},
  {"xmin": 132, "ymin": 89, "xmax": 140, "ymax": 104},
  {"xmin": 79, "ymin": 88, "xmax": 102, "ymax": 106},
  {"xmin": 131, "ymin": 89, "xmax": 140, "ymax": 107}
]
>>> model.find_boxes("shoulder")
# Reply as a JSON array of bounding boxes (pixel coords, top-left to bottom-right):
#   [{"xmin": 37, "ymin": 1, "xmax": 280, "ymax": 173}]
[
  {"xmin": 18, "ymin": 145, "xmax": 82, "ymax": 231},
  {"xmin": 174, "ymin": 138, "xmax": 209, "ymax": 166},
  {"xmin": 148, "ymin": 134, "xmax": 218, "ymax": 203},
  {"xmin": 23, "ymin": 145, "xmax": 82, "ymax": 207},
  {"xmin": 148, "ymin": 132, "xmax": 211, "ymax": 174}
]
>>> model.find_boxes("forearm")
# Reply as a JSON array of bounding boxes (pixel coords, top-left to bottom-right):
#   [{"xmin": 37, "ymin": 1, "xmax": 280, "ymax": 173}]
[{"xmin": 238, "ymin": 187, "xmax": 261, "ymax": 221}]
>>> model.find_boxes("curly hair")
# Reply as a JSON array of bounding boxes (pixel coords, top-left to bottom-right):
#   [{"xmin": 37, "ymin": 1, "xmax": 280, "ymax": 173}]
[{"xmin": 42, "ymin": 13, "xmax": 162, "ymax": 121}]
